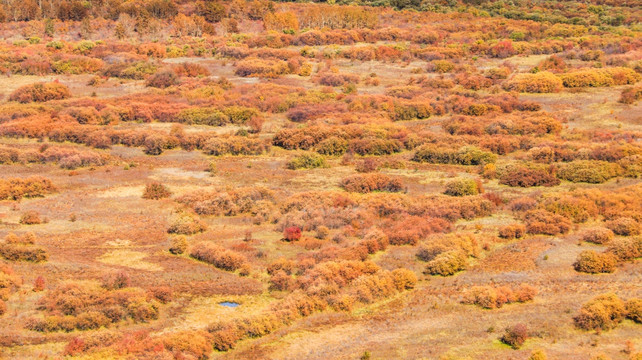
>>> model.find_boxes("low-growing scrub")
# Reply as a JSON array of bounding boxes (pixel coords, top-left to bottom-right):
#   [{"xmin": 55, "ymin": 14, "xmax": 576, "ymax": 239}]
[
  {"xmin": 574, "ymin": 293, "xmax": 627, "ymax": 331},
  {"xmin": 573, "ymin": 250, "xmax": 618, "ymax": 274},
  {"xmin": 190, "ymin": 242, "xmax": 247, "ymax": 271},
  {"xmin": 340, "ymin": 173, "xmax": 403, "ymax": 193},
  {"xmin": 9, "ymin": 82, "xmax": 71, "ymax": 103}
]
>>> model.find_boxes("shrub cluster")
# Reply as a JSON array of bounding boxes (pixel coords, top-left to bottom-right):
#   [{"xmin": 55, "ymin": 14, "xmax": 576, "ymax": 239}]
[
  {"xmin": 286, "ymin": 153, "xmax": 327, "ymax": 170},
  {"xmin": 499, "ymin": 167, "xmax": 560, "ymax": 187},
  {"xmin": 573, "ymin": 250, "xmax": 618, "ymax": 273},
  {"xmin": 189, "ymin": 242, "xmax": 247, "ymax": 271},
  {"xmin": 142, "ymin": 183, "xmax": 172, "ymax": 200},
  {"xmin": 413, "ymin": 146, "xmax": 496, "ymax": 165},
  {"xmin": 560, "ymin": 67, "xmax": 641, "ymax": 88},
  {"xmin": 9, "ymin": 82, "xmax": 71, "ymax": 103},
  {"xmin": 462, "ymin": 284, "xmax": 537, "ymax": 309},
  {"xmin": 503, "ymin": 72, "xmax": 563, "ymax": 93},
  {"xmin": 443, "ymin": 178, "xmax": 482, "ymax": 196},
  {"xmin": 574, "ymin": 293, "xmax": 627, "ymax": 331},
  {"xmin": 0, "ymin": 233, "xmax": 48, "ymax": 262},
  {"xmin": 0, "ymin": 177, "xmax": 56, "ymax": 201},
  {"xmin": 340, "ymin": 173, "xmax": 403, "ymax": 193}
]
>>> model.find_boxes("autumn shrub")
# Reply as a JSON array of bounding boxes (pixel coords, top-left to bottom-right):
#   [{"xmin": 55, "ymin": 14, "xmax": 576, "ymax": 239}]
[
  {"xmin": 190, "ymin": 242, "xmax": 246, "ymax": 271},
  {"xmin": 9, "ymin": 82, "xmax": 71, "ymax": 103},
  {"xmin": 19, "ymin": 211, "xmax": 42, "ymax": 225},
  {"xmin": 287, "ymin": 152, "xmax": 327, "ymax": 170},
  {"xmin": 626, "ymin": 299, "xmax": 642, "ymax": 323},
  {"xmin": 503, "ymin": 72, "xmax": 563, "ymax": 93},
  {"xmin": 0, "ymin": 243, "xmax": 48, "ymax": 262},
  {"xmin": 499, "ymin": 167, "xmax": 560, "ymax": 187},
  {"xmin": 498, "ymin": 224, "xmax": 526, "ymax": 239},
  {"xmin": 142, "ymin": 182, "xmax": 171, "ymax": 200},
  {"xmin": 557, "ymin": 161, "xmax": 622, "ymax": 184},
  {"xmin": 560, "ymin": 67, "xmax": 641, "ymax": 88},
  {"xmin": 202, "ymin": 136, "xmax": 269, "ymax": 156},
  {"xmin": 524, "ymin": 209, "xmax": 572, "ymax": 235},
  {"xmin": 501, "ymin": 323, "xmax": 528, "ymax": 349},
  {"xmin": 413, "ymin": 146, "xmax": 496, "ymax": 165},
  {"xmin": 163, "ymin": 330, "xmax": 213, "ymax": 360},
  {"xmin": 574, "ymin": 293, "xmax": 626, "ymax": 331},
  {"xmin": 146, "ymin": 71, "xmax": 180, "ymax": 88},
  {"xmin": 283, "ymin": 226, "xmax": 302, "ymax": 242},
  {"xmin": 169, "ymin": 236, "xmax": 187, "ymax": 255},
  {"xmin": 0, "ymin": 299, "xmax": 6, "ymax": 316},
  {"xmin": 573, "ymin": 250, "xmax": 618, "ymax": 273},
  {"xmin": 619, "ymin": 85, "xmax": 642, "ymax": 104},
  {"xmin": 173, "ymin": 63, "xmax": 210, "ymax": 77},
  {"xmin": 581, "ymin": 228, "xmax": 614, "ymax": 245},
  {"xmin": 316, "ymin": 137, "xmax": 349, "ymax": 156},
  {"xmin": 235, "ymin": 58, "xmax": 289, "ymax": 77},
  {"xmin": 340, "ymin": 173, "xmax": 403, "ymax": 193},
  {"xmin": 167, "ymin": 212, "xmax": 207, "ymax": 235},
  {"xmin": 607, "ymin": 237, "xmax": 642, "ymax": 261},
  {"xmin": 443, "ymin": 178, "xmax": 481, "ymax": 196},
  {"xmin": 462, "ymin": 284, "xmax": 536, "ymax": 309},
  {"xmin": 424, "ymin": 250, "xmax": 467, "ymax": 276},
  {"xmin": 176, "ymin": 107, "xmax": 229, "ymax": 126},
  {"xmin": 0, "ymin": 177, "xmax": 56, "ymax": 200},
  {"xmin": 316, "ymin": 72, "xmax": 360, "ymax": 87},
  {"xmin": 606, "ymin": 217, "xmax": 640, "ymax": 236}
]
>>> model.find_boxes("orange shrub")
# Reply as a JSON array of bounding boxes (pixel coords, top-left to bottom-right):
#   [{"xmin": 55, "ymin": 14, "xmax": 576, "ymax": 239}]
[
  {"xmin": 499, "ymin": 167, "xmax": 560, "ymax": 187},
  {"xmin": 574, "ymin": 293, "xmax": 626, "ymax": 331},
  {"xmin": 9, "ymin": 82, "xmax": 71, "ymax": 103},
  {"xmin": 581, "ymin": 228, "xmax": 614, "ymax": 244},
  {"xmin": 606, "ymin": 217, "xmax": 640, "ymax": 236},
  {"xmin": 190, "ymin": 242, "xmax": 247, "ymax": 271},
  {"xmin": 0, "ymin": 177, "xmax": 55, "ymax": 200},
  {"xmin": 142, "ymin": 183, "xmax": 171, "ymax": 200},
  {"xmin": 607, "ymin": 237, "xmax": 642, "ymax": 261},
  {"xmin": 340, "ymin": 173, "xmax": 403, "ymax": 193},
  {"xmin": 498, "ymin": 224, "xmax": 526, "ymax": 239},
  {"xmin": 560, "ymin": 67, "xmax": 641, "ymax": 88},
  {"xmin": 524, "ymin": 209, "xmax": 572, "ymax": 235}
]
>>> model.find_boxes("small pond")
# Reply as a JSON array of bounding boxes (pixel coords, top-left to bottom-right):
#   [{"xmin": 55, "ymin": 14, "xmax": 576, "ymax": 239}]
[{"xmin": 219, "ymin": 302, "xmax": 240, "ymax": 308}]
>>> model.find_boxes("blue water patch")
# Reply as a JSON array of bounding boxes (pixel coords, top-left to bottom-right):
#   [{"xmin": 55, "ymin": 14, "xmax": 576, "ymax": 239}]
[{"xmin": 219, "ymin": 301, "xmax": 240, "ymax": 308}]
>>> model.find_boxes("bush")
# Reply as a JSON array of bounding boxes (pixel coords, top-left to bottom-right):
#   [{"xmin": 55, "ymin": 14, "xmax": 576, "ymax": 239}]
[
  {"xmin": 443, "ymin": 178, "xmax": 481, "ymax": 196},
  {"xmin": 340, "ymin": 173, "xmax": 403, "ymax": 193},
  {"xmin": 0, "ymin": 244, "xmax": 48, "ymax": 262},
  {"xmin": 424, "ymin": 250, "xmax": 466, "ymax": 276},
  {"xmin": 619, "ymin": 85, "xmax": 642, "ymax": 104},
  {"xmin": 607, "ymin": 237, "xmax": 642, "ymax": 261},
  {"xmin": 573, "ymin": 250, "xmax": 618, "ymax": 274},
  {"xmin": 560, "ymin": 67, "xmax": 641, "ymax": 88},
  {"xmin": 499, "ymin": 167, "xmax": 560, "ymax": 187},
  {"xmin": 524, "ymin": 210, "xmax": 572, "ymax": 235},
  {"xmin": 462, "ymin": 284, "xmax": 537, "ymax": 309},
  {"xmin": 606, "ymin": 217, "xmax": 640, "ymax": 236},
  {"xmin": 9, "ymin": 82, "xmax": 71, "ymax": 103},
  {"xmin": 287, "ymin": 153, "xmax": 327, "ymax": 170},
  {"xmin": 626, "ymin": 298, "xmax": 642, "ymax": 323},
  {"xmin": 190, "ymin": 242, "xmax": 246, "ymax": 271},
  {"xmin": 167, "ymin": 213, "xmax": 207, "ymax": 235},
  {"xmin": 19, "ymin": 211, "xmax": 42, "ymax": 225},
  {"xmin": 413, "ymin": 146, "xmax": 496, "ymax": 165},
  {"xmin": 574, "ymin": 293, "xmax": 626, "ymax": 331},
  {"xmin": 581, "ymin": 228, "xmax": 614, "ymax": 244},
  {"xmin": 503, "ymin": 72, "xmax": 563, "ymax": 93},
  {"xmin": 283, "ymin": 226, "xmax": 302, "ymax": 242},
  {"xmin": 169, "ymin": 236, "xmax": 187, "ymax": 255},
  {"xmin": 557, "ymin": 161, "xmax": 622, "ymax": 184},
  {"xmin": 498, "ymin": 224, "xmax": 526, "ymax": 239},
  {"xmin": 163, "ymin": 330, "xmax": 213, "ymax": 360},
  {"xmin": 0, "ymin": 299, "xmax": 6, "ymax": 316},
  {"xmin": 146, "ymin": 71, "xmax": 180, "ymax": 88},
  {"xmin": 0, "ymin": 177, "xmax": 56, "ymax": 200},
  {"xmin": 501, "ymin": 323, "xmax": 528, "ymax": 349},
  {"xmin": 142, "ymin": 183, "xmax": 171, "ymax": 199}
]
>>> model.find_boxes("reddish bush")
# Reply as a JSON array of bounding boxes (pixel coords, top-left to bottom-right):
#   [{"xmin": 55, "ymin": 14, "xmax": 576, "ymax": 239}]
[
  {"xmin": 19, "ymin": 211, "xmax": 42, "ymax": 225},
  {"xmin": 581, "ymin": 228, "xmax": 614, "ymax": 244},
  {"xmin": 499, "ymin": 167, "xmax": 560, "ymax": 187},
  {"xmin": 146, "ymin": 71, "xmax": 180, "ymax": 88},
  {"xmin": 283, "ymin": 226, "xmax": 302, "ymax": 242},
  {"xmin": 498, "ymin": 224, "xmax": 526, "ymax": 239},
  {"xmin": 501, "ymin": 323, "xmax": 528, "ymax": 349}
]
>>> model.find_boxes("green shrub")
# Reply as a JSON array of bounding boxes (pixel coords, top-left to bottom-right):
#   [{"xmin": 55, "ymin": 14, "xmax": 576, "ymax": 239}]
[
  {"xmin": 557, "ymin": 161, "xmax": 622, "ymax": 184},
  {"xmin": 443, "ymin": 178, "xmax": 481, "ymax": 196},
  {"xmin": 286, "ymin": 153, "xmax": 327, "ymax": 170},
  {"xmin": 424, "ymin": 250, "xmax": 467, "ymax": 276}
]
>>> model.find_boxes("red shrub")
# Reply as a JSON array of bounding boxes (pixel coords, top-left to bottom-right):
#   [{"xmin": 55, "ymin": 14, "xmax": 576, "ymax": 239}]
[{"xmin": 283, "ymin": 226, "xmax": 302, "ymax": 242}]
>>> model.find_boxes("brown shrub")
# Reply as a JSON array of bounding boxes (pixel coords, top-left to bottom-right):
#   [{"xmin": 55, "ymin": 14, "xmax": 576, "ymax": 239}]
[
  {"xmin": 573, "ymin": 250, "xmax": 618, "ymax": 274},
  {"xmin": 145, "ymin": 71, "xmax": 180, "ymax": 88},
  {"xmin": 606, "ymin": 217, "xmax": 640, "ymax": 236},
  {"xmin": 499, "ymin": 167, "xmax": 560, "ymax": 187},
  {"xmin": 0, "ymin": 177, "xmax": 56, "ymax": 200},
  {"xmin": 574, "ymin": 293, "xmax": 626, "ymax": 331},
  {"xmin": 498, "ymin": 224, "xmax": 526, "ymax": 240},
  {"xmin": 19, "ymin": 211, "xmax": 42, "ymax": 225},
  {"xmin": 142, "ymin": 182, "xmax": 172, "ymax": 200},
  {"xmin": 626, "ymin": 298, "xmax": 642, "ymax": 323},
  {"xmin": 581, "ymin": 228, "xmax": 614, "ymax": 245},
  {"xmin": 524, "ymin": 210, "xmax": 572, "ymax": 235},
  {"xmin": 0, "ymin": 299, "xmax": 6, "ymax": 316},
  {"xmin": 169, "ymin": 236, "xmax": 187, "ymax": 255},
  {"xmin": 167, "ymin": 212, "xmax": 207, "ymax": 235},
  {"xmin": 607, "ymin": 237, "xmax": 642, "ymax": 261}
]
